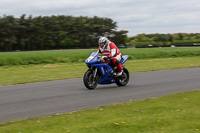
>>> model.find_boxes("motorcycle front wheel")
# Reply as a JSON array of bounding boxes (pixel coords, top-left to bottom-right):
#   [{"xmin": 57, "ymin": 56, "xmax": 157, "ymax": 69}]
[
  {"xmin": 83, "ymin": 69, "xmax": 99, "ymax": 90},
  {"xmin": 115, "ymin": 68, "xmax": 129, "ymax": 86}
]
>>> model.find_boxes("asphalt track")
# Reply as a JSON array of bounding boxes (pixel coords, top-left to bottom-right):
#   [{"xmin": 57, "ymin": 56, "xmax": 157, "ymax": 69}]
[{"xmin": 0, "ymin": 68, "xmax": 200, "ymax": 123}]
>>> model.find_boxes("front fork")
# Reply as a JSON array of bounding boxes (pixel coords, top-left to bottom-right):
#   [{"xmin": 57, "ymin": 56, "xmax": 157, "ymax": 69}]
[{"xmin": 91, "ymin": 66, "xmax": 97, "ymax": 78}]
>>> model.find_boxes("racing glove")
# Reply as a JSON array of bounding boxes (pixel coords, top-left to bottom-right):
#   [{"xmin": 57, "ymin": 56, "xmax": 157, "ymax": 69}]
[{"xmin": 103, "ymin": 56, "xmax": 111, "ymax": 60}]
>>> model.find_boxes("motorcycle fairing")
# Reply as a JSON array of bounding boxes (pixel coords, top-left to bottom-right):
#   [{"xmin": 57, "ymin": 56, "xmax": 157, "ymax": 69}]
[{"xmin": 89, "ymin": 63, "xmax": 116, "ymax": 84}]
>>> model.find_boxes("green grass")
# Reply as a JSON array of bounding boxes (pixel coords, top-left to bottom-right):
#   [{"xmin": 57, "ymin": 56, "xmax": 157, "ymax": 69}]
[
  {"xmin": 0, "ymin": 48, "xmax": 200, "ymax": 132},
  {"xmin": 121, "ymin": 47, "xmax": 200, "ymax": 59},
  {"xmin": 0, "ymin": 47, "xmax": 200, "ymax": 66},
  {"xmin": 0, "ymin": 57, "xmax": 200, "ymax": 86},
  {"xmin": 0, "ymin": 49, "xmax": 94, "ymax": 66},
  {"xmin": 0, "ymin": 90, "xmax": 200, "ymax": 133}
]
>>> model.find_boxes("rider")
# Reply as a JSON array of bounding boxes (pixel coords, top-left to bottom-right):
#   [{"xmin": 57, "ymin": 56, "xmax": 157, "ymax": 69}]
[{"xmin": 97, "ymin": 37, "xmax": 123, "ymax": 76}]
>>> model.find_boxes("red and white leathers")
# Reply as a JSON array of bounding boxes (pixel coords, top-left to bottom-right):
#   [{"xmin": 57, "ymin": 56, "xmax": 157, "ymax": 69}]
[{"xmin": 98, "ymin": 41, "xmax": 123, "ymax": 72}]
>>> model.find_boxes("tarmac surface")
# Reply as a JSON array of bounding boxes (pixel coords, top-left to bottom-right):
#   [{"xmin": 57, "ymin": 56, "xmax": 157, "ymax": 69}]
[{"xmin": 0, "ymin": 68, "xmax": 200, "ymax": 123}]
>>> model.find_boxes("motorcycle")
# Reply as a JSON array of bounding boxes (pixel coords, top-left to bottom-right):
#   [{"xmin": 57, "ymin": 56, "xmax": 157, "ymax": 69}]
[{"xmin": 83, "ymin": 52, "xmax": 129, "ymax": 90}]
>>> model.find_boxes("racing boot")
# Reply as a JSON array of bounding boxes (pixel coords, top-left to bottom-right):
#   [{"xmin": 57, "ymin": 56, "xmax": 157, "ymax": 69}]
[{"xmin": 117, "ymin": 70, "xmax": 123, "ymax": 76}]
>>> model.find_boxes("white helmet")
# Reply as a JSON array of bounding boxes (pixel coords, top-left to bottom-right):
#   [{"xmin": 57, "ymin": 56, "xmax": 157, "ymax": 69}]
[{"xmin": 99, "ymin": 37, "xmax": 109, "ymax": 49}]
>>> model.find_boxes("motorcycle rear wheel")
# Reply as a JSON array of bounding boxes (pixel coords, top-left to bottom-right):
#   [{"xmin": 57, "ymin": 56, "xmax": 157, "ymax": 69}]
[
  {"xmin": 115, "ymin": 68, "xmax": 129, "ymax": 86},
  {"xmin": 83, "ymin": 69, "xmax": 99, "ymax": 90}
]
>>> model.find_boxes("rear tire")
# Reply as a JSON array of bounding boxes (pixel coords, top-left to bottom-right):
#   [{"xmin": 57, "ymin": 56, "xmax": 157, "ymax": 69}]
[
  {"xmin": 115, "ymin": 68, "xmax": 129, "ymax": 86},
  {"xmin": 83, "ymin": 69, "xmax": 98, "ymax": 90}
]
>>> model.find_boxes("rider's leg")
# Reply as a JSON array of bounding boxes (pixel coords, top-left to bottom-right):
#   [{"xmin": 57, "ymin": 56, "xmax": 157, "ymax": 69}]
[{"xmin": 112, "ymin": 57, "xmax": 123, "ymax": 76}]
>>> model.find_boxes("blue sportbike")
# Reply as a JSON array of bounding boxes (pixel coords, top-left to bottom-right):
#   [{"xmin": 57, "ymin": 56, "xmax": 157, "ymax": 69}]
[{"xmin": 83, "ymin": 52, "xmax": 129, "ymax": 90}]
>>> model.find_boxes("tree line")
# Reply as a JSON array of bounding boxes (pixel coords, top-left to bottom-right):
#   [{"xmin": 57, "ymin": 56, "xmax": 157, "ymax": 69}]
[
  {"xmin": 128, "ymin": 33, "xmax": 200, "ymax": 47},
  {"xmin": 0, "ymin": 15, "xmax": 128, "ymax": 51}
]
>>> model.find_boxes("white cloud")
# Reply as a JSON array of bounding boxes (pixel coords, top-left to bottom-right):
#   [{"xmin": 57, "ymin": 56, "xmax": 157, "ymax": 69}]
[{"xmin": 0, "ymin": 0, "xmax": 200, "ymax": 36}]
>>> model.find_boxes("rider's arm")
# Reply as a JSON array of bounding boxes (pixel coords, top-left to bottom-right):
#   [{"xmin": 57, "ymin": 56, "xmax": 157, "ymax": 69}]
[
  {"xmin": 109, "ymin": 43, "xmax": 117, "ymax": 58},
  {"xmin": 97, "ymin": 46, "xmax": 101, "ymax": 54},
  {"xmin": 110, "ymin": 49, "xmax": 116, "ymax": 57}
]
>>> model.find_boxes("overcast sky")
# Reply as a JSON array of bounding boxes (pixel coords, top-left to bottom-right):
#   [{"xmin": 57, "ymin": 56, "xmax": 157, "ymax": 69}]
[{"xmin": 1, "ymin": 0, "xmax": 200, "ymax": 37}]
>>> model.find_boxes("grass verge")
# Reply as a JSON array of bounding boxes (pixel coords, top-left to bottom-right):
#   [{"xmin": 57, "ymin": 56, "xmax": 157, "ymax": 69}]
[
  {"xmin": 0, "ymin": 47, "xmax": 200, "ymax": 66},
  {"xmin": 0, "ymin": 57, "xmax": 200, "ymax": 86},
  {"xmin": 0, "ymin": 90, "xmax": 200, "ymax": 133}
]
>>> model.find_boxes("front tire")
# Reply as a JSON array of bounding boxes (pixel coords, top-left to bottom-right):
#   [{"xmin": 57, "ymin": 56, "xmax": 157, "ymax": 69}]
[
  {"xmin": 83, "ymin": 69, "xmax": 98, "ymax": 90},
  {"xmin": 115, "ymin": 68, "xmax": 129, "ymax": 86}
]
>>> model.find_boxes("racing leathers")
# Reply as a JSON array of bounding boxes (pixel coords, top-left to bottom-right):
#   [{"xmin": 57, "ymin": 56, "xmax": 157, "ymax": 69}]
[{"xmin": 98, "ymin": 41, "xmax": 123, "ymax": 74}]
